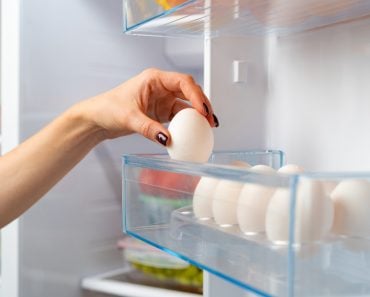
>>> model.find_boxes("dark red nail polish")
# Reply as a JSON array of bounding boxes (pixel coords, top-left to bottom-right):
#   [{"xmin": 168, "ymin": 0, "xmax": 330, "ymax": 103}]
[
  {"xmin": 203, "ymin": 103, "xmax": 209, "ymax": 116},
  {"xmin": 156, "ymin": 132, "xmax": 168, "ymax": 146},
  {"xmin": 213, "ymin": 114, "xmax": 219, "ymax": 127}
]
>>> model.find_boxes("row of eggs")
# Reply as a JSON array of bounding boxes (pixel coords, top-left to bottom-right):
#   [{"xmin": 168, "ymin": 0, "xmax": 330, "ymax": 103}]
[
  {"xmin": 192, "ymin": 163, "xmax": 370, "ymax": 244},
  {"xmin": 165, "ymin": 108, "xmax": 370, "ymax": 243}
]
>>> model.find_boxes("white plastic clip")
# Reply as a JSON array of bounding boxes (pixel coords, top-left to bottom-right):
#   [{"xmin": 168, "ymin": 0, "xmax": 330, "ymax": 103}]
[{"xmin": 233, "ymin": 60, "xmax": 248, "ymax": 84}]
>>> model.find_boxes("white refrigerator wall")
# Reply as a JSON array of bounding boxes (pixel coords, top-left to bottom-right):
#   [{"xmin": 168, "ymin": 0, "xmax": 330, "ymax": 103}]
[
  {"xmin": 11, "ymin": 0, "xmax": 202, "ymax": 297},
  {"xmin": 207, "ymin": 36, "xmax": 267, "ymax": 152},
  {"xmin": 208, "ymin": 17, "xmax": 370, "ymax": 172},
  {"xmin": 266, "ymin": 17, "xmax": 370, "ymax": 171}
]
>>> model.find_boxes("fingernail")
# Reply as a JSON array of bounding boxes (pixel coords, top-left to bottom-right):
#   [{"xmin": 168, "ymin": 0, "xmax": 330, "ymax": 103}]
[
  {"xmin": 156, "ymin": 132, "xmax": 168, "ymax": 146},
  {"xmin": 213, "ymin": 114, "xmax": 219, "ymax": 127},
  {"xmin": 203, "ymin": 103, "xmax": 209, "ymax": 116}
]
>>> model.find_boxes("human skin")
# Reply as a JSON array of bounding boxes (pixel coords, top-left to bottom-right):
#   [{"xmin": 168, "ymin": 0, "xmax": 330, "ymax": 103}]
[{"xmin": 0, "ymin": 68, "xmax": 218, "ymax": 228}]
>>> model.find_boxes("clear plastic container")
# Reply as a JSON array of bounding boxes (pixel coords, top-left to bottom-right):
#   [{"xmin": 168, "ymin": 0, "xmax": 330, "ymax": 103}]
[
  {"xmin": 123, "ymin": 151, "xmax": 370, "ymax": 296},
  {"xmin": 118, "ymin": 237, "xmax": 203, "ymax": 292},
  {"xmin": 123, "ymin": 0, "xmax": 370, "ymax": 37},
  {"xmin": 123, "ymin": 0, "xmax": 193, "ymax": 35}
]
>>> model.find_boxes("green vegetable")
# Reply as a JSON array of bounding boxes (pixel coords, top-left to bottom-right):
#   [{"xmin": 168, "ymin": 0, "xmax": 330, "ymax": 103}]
[{"xmin": 130, "ymin": 260, "xmax": 203, "ymax": 288}]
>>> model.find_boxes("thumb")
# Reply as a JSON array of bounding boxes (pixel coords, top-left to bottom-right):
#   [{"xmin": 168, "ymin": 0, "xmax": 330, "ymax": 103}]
[{"xmin": 131, "ymin": 112, "xmax": 170, "ymax": 147}]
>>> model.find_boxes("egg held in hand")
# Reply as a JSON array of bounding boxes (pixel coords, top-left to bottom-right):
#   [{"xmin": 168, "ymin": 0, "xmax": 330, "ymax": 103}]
[
  {"xmin": 167, "ymin": 108, "xmax": 214, "ymax": 163},
  {"xmin": 331, "ymin": 179, "xmax": 370, "ymax": 238},
  {"xmin": 237, "ymin": 165, "xmax": 276, "ymax": 234}
]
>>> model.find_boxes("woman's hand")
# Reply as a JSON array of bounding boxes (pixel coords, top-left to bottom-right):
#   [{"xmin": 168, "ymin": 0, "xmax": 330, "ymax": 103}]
[
  {"xmin": 76, "ymin": 68, "xmax": 218, "ymax": 146},
  {"xmin": 0, "ymin": 68, "xmax": 218, "ymax": 227}
]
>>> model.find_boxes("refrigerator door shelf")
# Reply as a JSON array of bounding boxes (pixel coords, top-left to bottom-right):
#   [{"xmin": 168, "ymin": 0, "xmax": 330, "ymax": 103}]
[
  {"xmin": 123, "ymin": 151, "xmax": 370, "ymax": 297},
  {"xmin": 123, "ymin": 0, "xmax": 370, "ymax": 38}
]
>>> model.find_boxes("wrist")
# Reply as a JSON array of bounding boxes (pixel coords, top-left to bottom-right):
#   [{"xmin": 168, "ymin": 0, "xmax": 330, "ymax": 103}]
[{"xmin": 65, "ymin": 100, "xmax": 107, "ymax": 144}]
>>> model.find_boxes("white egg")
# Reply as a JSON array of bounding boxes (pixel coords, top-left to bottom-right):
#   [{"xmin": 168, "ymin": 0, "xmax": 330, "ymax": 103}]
[
  {"xmin": 237, "ymin": 165, "xmax": 276, "ymax": 234},
  {"xmin": 331, "ymin": 179, "xmax": 370, "ymax": 237},
  {"xmin": 278, "ymin": 164, "xmax": 305, "ymax": 174},
  {"xmin": 230, "ymin": 160, "xmax": 252, "ymax": 168},
  {"xmin": 265, "ymin": 163, "xmax": 305, "ymax": 242},
  {"xmin": 252, "ymin": 165, "xmax": 276, "ymax": 173},
  {"xmin": 321, "ymin": 180, "xmax": 338, "ymax": 196},
  {"xmin": 265, "ymin": 188, "xmax": 291, "ymax": 243},
  {"xmin": 167, "ymin": 108, "xmax": 214, "ymax": 163},
  {"xmin": 213, "ymin": 180, "xmax": 244, "ymax": 226},
  {"xmin": 295, "ymin": 180, "xmax": 334, "ymax": 242},
  {"xmin": 193, "ymin": 177, "xmax": 220, "ymax": 219},
  {"xmin": 212, "ymin": 162, "xmax": 251, "ymax": 226},
  {"xmin": 266, "ymin": 179, "xmax": 333, "ymax": 244}
]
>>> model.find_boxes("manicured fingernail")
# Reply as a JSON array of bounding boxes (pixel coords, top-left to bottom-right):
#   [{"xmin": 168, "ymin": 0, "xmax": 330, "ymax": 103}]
[
  {"xmin": 156, "ymin": 132, "xmax": 168, "ymax": 146},
  {"xmin": 203, "ymin": 103, "xmax": 209, "ymax": 116},
  {"xmin": 213, "ymin": 114, "xmax": 219, "ymax": 127}
]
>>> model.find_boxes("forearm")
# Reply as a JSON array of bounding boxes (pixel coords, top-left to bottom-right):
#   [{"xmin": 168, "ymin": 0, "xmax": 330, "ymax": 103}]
[
  {"xmin": 0, "ymin": 102, "xmax": 105, "ymax": 227},
  {"xmin": 0, "ymin": 69, "xmax": 215, "ymax": 228}
]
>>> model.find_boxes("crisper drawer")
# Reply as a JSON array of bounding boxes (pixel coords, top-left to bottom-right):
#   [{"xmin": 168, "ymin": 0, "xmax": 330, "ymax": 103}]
[{"xmin": 122, "ymin": 151, "xmax": 370, "ymax": 297}]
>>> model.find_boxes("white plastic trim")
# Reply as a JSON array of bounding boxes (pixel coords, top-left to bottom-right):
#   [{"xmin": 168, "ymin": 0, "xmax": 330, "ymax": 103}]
[
  {"xmin": 1, "ymin": 0, "xmax": 20, "ymax": 153},
  {"xmin": 0, "ymin": 1, "xmax": 21, "ymax": 297}
]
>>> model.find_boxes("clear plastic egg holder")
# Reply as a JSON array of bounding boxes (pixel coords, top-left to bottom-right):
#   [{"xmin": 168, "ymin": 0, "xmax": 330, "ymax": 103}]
[{"xmin": 123, "ymin": 151, "xmax": 370, "ymax": 296}]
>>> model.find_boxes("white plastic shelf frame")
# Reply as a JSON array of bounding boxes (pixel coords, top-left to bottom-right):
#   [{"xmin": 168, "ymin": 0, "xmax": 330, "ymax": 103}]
[{"xmin": 123, "ymin": 0, "xmax": 370, "ymax": 37}]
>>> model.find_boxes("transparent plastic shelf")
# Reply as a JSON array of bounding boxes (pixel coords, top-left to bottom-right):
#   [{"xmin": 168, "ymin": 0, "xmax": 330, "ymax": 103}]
[
  {"xmin": 123, "ymin": 0, "xmax": 370, "ymax": 37},
  {"xmin": 123, "ymin": 151, "xmax": 370, "ymax": 296}
]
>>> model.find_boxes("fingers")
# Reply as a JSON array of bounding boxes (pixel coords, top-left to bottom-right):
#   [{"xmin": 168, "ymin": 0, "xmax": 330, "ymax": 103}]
[
  {"xmin": 130, "ymin": 112, "xmax": 171, "ymax": 147},
  {"xmin": 169, "ymin": 99, "xmax": 191, "ymax": 121},
  {"xmin": 153, "ymin": 69, "xmax": 218, "ymax": 127},
  {"xmin": 168, "ymin": 98, "xmax": 219, "ymax": 128}
]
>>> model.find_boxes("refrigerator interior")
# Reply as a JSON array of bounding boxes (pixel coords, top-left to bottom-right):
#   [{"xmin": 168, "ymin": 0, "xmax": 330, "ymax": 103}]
[
  {"xmin": 208, "ymin": 20, "xmax": 370, "ymax": 171},
  {"xmin": 122, "ymin": 1, "xmax": 370, "ymax": 296},
  {"xmin": 2, "ymin": 0, "xmax": 370, "ymax": 297},
  {"xmin": 1, "ymin": 0, "xmax": 203, "ymax": 297},
  {"xmin": 0, "ymin": 0, "xmax": 1, "ymax": 289}
]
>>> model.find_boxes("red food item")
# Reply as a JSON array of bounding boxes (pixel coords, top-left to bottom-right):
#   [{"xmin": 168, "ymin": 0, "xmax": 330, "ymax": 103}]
[{"xmin": 139, "ymin": 168, "xmax": 199, "ymax": 199}]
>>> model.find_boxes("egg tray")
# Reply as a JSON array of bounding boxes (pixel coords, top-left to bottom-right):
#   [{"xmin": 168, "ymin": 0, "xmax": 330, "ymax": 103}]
[
  {"xmin": 123, "ymin": 151, "xmax": 370, "ymax": 296},
  {"xmin": 169, "ymin": 205, "xmax": 344, "ymax": 261},
  {"xmin": 169, "ymin": 205, "xmax": 370, "ymax": 293},
  {"xmin": 171, "ymin": 206, "xmax": 275, "ymax": 245}
]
